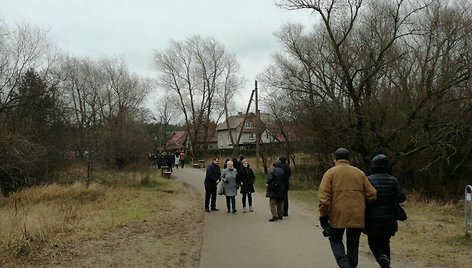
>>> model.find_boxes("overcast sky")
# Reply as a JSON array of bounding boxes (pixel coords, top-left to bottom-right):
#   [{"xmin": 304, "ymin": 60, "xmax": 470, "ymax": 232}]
[{"xmin": 0, "ymin": 0, "xmax": 317, "ymax": 110}]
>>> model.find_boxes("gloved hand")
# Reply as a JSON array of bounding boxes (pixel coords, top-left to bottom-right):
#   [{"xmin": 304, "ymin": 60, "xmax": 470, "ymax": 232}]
[
  {"xmin": 319, "ymin": 216, "xmax": 331, "ymax": 237},
  {"xmin": 319, "ymin": 216, "xmax": 330, "ymax": 229}
]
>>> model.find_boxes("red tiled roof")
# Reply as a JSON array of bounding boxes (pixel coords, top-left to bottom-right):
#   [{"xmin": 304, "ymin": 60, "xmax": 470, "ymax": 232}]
[{"xmin": 165, "ymin": 131, "xmax": 187, "ymax": 149}]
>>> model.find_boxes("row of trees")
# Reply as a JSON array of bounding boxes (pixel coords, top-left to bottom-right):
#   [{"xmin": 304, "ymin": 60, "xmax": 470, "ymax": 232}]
[
  {"xmin": 0, "ymin": 23, "xmax": 154, "ymax": 195},
  {"xmin": 4, "ymin": 0, "xmax": 468, "ymax": 198},
  {"xmin": 260, "ymin": 0, "xmax": 472, "ymax": 197}
]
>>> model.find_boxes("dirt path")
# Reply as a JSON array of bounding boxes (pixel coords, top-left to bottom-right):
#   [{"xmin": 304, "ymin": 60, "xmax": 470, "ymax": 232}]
[{"xmin": 175, "ymin": 167, "xmax": 401, "ymax": 268}]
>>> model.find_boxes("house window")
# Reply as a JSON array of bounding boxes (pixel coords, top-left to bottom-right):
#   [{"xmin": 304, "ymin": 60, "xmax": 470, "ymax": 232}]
[
  {"xmin": 266, "ymin": 132, "xmax": 270, "ymax": 139},
  {"xmin": 249, "ymin": 133, "xmax": 255, "ymax": 139},
  {"xmin": 245, "ymin": 121, "xmax": 254, "ymax": 128}
]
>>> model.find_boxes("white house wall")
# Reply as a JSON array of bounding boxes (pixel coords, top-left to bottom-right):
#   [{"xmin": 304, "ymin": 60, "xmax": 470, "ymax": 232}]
[
  {"xmin": 217, "ymin": 129, "xmax": 276, "ymax": 149},
  {"xmin": 217, "ymin": 129, "xmax": 239, "ymax": 149}
]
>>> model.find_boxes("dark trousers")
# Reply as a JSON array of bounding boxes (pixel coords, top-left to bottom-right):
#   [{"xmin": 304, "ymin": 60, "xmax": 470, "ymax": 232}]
[
  {"xmin": 180, "ymin": 159, "xmax": 185, "ymax": 168},
  {"xmin": 328, "ymin": 228, "xmax": 362, "ymax": 268},
  {"xmin": 368, "ymin": 234, "xmax": 391, "ymax": 266},
  {"xmin": 242, "ymin": 193, "xmax": 252, "ymax": 207},
  {"xmin": 226, "ymin": 196, "xmax": 236, "ymax": 211},
  {"xmin": 269, "ymin": 198, "xmax": 284, "ymax": 218},
  {"xmin": 283, "ymin": 190, "xmax": 289, "ymax": 216},
  {"xmin": 204, "ymin": 184, "xmax": 217, "ymax": 209}
]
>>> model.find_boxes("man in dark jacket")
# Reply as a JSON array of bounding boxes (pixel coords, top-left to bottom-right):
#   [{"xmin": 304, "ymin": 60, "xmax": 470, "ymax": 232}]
[
  {"xmin": 279, "ymin": 155, "xmax": 291, "ymax": 217},
  {"xmin": 266, "ymin": 160, "xmax": 285, "ymax": 222},
  {"xmin": 204, "ymin": 158, "xmax": 221, "ymax": 212},
  {"xmin": 365, "ymin": 154, "xmax": 406, "ymax": 268}
]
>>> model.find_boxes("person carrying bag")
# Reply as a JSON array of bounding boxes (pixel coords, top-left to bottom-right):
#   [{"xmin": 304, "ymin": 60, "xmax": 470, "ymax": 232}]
[{"xmin": 365, "ymin": 154, "xmax": 406, "ymax": 268}]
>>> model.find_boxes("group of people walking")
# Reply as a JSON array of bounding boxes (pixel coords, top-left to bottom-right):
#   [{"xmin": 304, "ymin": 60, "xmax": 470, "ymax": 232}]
[
  {"xmin": 202, "ymin": 147, "xmax": 405, "ymax": 268},
  {"xmin": 151, "ymin": 150, "xmax": 186, "ymax": 171},
  {"xmin": 204, "ymin": 156, "xmax": 257, "ymax": 214},
  {"xmin": 319, "ymin": 148, "xmax": 406, "ymax": 268}
]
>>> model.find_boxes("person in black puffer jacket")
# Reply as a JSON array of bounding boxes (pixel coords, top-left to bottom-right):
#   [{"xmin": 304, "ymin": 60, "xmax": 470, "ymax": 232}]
[{"xmin": 365, "ymin": 154, "xmax": 406, "ymax": 268}]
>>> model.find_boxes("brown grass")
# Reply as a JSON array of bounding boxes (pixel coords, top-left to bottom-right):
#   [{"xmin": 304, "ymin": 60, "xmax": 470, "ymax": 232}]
[
  {"xmin": 0, "ymin": 168, "xmax": 203, "ymax": 267},
  {"xmin": 393, "ymin": 198, "xmax": 471, "ymax": 268}
]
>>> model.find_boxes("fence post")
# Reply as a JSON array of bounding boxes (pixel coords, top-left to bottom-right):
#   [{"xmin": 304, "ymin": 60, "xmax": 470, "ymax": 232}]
[{"xmin": 466, "ymin": 185, "xmax": 472, "ymax": 238}]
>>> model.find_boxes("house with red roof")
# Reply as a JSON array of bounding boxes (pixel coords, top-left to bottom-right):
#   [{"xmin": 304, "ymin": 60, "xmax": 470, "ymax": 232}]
[{"xmin": 165, "ymin": 131, "xmax": 188, "ymax": 150}]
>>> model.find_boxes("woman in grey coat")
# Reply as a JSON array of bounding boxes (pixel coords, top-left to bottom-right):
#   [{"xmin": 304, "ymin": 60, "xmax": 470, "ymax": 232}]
[{"xmin": 221, "ymin": 160, "xmax": 238, "ymax": 213}]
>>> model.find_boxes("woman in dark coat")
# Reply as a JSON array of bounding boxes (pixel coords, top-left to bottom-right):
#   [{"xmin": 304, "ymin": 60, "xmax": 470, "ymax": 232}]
[
  {"xmin": 266, "ymin": 160, "xmax": 285, "ymax": 222},
  {"xmin": 237, "ymin": 159, "xmax": 255, "ymax": 213},
  {"xmin": 365, "ymin": 154, "xmax": 406, "ymax": 268}
]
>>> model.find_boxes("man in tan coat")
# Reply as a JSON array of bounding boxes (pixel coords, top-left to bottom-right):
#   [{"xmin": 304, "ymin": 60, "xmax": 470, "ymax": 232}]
[{"xmin": 319, "ymin": 148, "xmax": 377, "ymax": 268}]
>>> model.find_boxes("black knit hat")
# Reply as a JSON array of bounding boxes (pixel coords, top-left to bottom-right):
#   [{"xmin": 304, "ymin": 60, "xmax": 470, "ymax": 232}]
[
  {"xmin": 371, "ymin": 154, "xmax": 389, "ymax": 167},
  {"xmin": 335, "ymin": 148, "xmax": 350, "ymax": 160},
  {"xmin": 371, "ymin": 154, "xmax": 391, "ymax": 174}
]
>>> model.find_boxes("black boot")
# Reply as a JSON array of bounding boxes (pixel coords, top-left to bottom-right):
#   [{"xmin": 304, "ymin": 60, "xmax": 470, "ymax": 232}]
[{"xmin": 377, "ymin": 255, "xmax": 391, "ymax": 268}]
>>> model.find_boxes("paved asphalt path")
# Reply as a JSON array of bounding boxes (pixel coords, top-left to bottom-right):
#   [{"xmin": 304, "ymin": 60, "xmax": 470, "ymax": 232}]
[{"xmin": 173, "ymin": 167, "xmax": 381, "ymax": 268}]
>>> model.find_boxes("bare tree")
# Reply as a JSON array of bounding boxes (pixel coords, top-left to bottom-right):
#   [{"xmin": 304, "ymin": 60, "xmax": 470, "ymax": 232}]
[
  {"xmin": 154, "ymin": 36, "xmax": 243, "ymax": 156},
  {"xmin": 275, "ymin": 0, "xmax": 430, "ymax": 162},
  {"xmin": 267, "ymin": 0, "xmax": 472, "ymax": 196},
  {"xmin": 58, "ymin": 56, "xmax": 152, "ymax": 180},
  {"xmin": 0, "ymin": 24, "xmax": 57, "ymax": 113},
  {"xmin": 219, "ymin": 56, "xmax": 244, "ymax": 156},
  {"xmin": 154, "ymin": 91, "xmax": 180, "ymax": 149},
  {"xmin": 0, "ymin": 23, "xmax": 61, "ymax": 195}
]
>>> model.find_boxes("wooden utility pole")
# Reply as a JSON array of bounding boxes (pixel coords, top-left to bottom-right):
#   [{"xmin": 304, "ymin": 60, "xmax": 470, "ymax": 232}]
[
  {"xmin": 235, "ymin": 89, "xmax": 255, "ymax": 152},
  {"xmin": 255, "ymin": 80, "xmax": 260, "ymax": 171}
]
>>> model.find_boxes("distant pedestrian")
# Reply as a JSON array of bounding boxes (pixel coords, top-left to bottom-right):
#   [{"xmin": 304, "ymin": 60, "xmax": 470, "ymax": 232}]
[
  {"xmin": 221, "ymin": 160, "xmax": 238, "ymax": 214},
  {"xmin": 319, "ymin": 148, "xmax": 377, "ymax": 268},
  {"xmin": 156, "ymin": 153, "xmax": 162, "ymax": 169},
  {"xmin": 164, "ymin": 152, "xmax": 173, "ymax": 172},
  {"xmin": 204, "ymin": 158, "xmax": 221, "ymax": 212},
  {"xmin": 266, "ymin": 160, "xmax": 285, "ymax": 222},
  {"xmin": 237, "ymin": 159, "xmax": 255, "ymax": 213},
  {"xmin": 174, "ymin": 152, "xmax": 180, "ymax": 169},
  {"xmin": 279, "ymin": 155, "xmax": 291, "ymax": 217},
  {"xmin": 179, "ymin": 150, "xmax": 186, "ymax": 168},
  {"xmin": 365, "ymin": 154, "xmax": 406, "ymax": 268}
]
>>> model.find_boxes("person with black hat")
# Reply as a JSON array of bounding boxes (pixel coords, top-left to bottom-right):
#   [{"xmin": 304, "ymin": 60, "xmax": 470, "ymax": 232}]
[
  {"xmin": 318, "ymin": 148, "xmax": 377, "ymax": 268},
  {"xmin": 365, "ymin": 154, "xmax": 406, "ymax": 268}
]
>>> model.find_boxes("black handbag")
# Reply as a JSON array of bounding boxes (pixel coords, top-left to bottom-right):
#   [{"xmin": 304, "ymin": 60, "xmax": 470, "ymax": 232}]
[{"xmin": 397, "ymin": 204, "xmax": 407, "ymax": 221}]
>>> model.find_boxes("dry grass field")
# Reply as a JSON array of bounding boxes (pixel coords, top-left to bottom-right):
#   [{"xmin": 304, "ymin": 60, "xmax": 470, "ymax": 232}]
[{"xmin": 0, "ymin": 168, "xmax": 204, "ymax": 267}]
